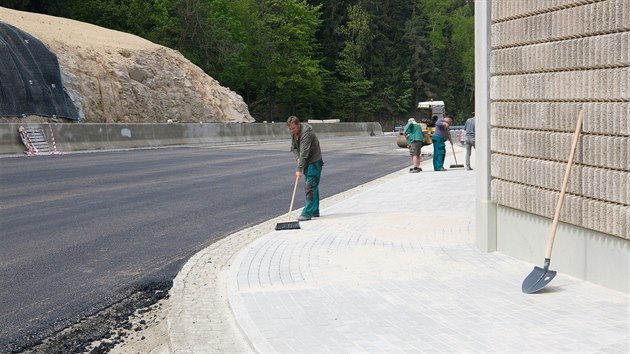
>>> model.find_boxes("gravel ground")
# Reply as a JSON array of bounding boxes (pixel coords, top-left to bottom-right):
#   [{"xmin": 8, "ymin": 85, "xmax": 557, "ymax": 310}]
[
  {"xmin": 19, "ymin": 283, "xmax": 170, "ymax": 354},
  {"xmin": 76, "ymin": 170, "xmax": 404, "ymax": 354}
]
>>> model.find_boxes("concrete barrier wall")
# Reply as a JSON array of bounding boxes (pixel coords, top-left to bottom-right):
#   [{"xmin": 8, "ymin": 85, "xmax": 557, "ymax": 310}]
[{"xmin": 0, "ymin": 122, "xmax": 382, "ymax": 155}]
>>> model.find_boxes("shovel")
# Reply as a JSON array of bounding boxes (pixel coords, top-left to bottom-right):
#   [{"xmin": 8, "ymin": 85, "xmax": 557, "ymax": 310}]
[
  {"xmin": 522, "ymin": 109, "xmax": 584, "ymax": 294},
  {"xmin": 275, "ymin": 174, "xmax": 301, "ymax": 231}
]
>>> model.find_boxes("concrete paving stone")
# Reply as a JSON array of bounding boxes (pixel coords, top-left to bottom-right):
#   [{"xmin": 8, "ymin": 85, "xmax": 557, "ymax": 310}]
[{"xmin": 168, "ymin": 143, "xmax": 629, "ymax": 353}]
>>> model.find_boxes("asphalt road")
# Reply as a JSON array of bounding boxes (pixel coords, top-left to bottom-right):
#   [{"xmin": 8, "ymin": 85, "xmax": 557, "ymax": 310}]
[{"xmin": 0, "ymin": 136, "xmax": 410, "ymax": 351}]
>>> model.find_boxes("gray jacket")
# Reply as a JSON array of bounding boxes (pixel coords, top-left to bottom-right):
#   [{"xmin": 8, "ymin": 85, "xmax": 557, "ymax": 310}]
[
  {"xmin": 464, "ymin": 117, "xmax": 475, "ymax": 139},
  {"xmin": 433, "ymin": 117, "xmax": 451, "ymax": 140},
  {"xmin": 291, "ymin": 123, "xmax": 322, "ymax": 171}
]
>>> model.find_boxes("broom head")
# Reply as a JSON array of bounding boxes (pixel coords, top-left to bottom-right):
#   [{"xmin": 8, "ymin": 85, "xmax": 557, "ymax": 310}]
[{"xmin": 275, "ymin": 221, "xmax": 300, "ymax": 231}]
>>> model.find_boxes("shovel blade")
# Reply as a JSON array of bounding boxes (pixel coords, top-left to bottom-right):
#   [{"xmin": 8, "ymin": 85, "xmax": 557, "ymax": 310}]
[{"xmin": 522, "ymin": 265, "xmax": 557, "ymax": 294}]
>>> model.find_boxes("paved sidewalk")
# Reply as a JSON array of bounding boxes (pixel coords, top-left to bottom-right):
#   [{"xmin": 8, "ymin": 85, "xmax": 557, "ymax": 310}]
[{"xmin": 169, "ymin": 147, "xmax": 629, "ymax": 353}]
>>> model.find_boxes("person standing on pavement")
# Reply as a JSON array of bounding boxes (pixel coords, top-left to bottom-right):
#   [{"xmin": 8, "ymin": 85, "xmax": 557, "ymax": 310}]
[
  {"xmin": 287, "ymin": 116, "xmax": 324, "ymax": 221},
  {"xmin": 464, "ymin": 113, "xmax": 475, "ymax": 170},
  {"xmin": 403, "ymin": 117, "xmax": 424, "ymax": 173},
  {"xmin": 431, "ymin": 115, "xmax": 453, "ymax": 171}
]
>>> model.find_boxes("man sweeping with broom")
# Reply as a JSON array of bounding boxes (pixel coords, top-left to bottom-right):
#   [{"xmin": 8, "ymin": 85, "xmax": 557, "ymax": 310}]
[
  {"xmin": 431, "ymin": 114, "xmax": 454, "ymax": 171},
  {"xmin": 288, "ymin": 115, "xmax": 324, "ymax": 222}
]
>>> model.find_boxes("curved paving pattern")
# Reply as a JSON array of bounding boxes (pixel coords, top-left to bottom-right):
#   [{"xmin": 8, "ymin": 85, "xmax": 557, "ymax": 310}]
[{"xmin": 228, "ymin": 165, "xmax": 628, "ymax": 353}]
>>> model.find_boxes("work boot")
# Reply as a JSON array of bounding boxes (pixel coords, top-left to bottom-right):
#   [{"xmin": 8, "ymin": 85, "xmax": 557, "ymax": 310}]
[
  {"xmin": 298, "ymin": 215, "xmax": 311, "ymax": 221},
  {"xmin": 466, "ymin": 166, "xmax": 473, "ymax": 170}
]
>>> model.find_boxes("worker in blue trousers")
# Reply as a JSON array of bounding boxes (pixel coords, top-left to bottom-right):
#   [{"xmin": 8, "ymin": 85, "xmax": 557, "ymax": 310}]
[{"xmin": 432, "ymin": 115, "xmax": 453, "ymax": 171}]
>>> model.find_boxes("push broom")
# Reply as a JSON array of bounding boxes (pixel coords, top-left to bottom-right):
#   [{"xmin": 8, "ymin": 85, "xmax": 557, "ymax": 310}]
[
  {"xmin": 275, "ymin": 175, "xmax": 301, "ymax": 231},
  {"xmin": 449, "ymin": 143, "xmax": 464, "ymax": 169}
]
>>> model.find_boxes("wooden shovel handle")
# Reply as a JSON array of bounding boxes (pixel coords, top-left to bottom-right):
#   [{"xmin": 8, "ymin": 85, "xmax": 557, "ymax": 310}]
[{"xmin": 546, "ymin": 109, "xmax": 584, "ymax": 259}]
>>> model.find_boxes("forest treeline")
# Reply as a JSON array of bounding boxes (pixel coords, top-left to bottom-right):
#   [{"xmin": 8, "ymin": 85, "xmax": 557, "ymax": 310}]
[{"xmin": 5, "ymin": 0, "xmax": 474, "ymax": 126}]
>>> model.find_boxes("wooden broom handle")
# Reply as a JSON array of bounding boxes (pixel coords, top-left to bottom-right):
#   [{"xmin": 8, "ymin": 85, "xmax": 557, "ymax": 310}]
[
  {"xmin": 546, "ymin": 109, "xmax": 584, "ymax": 259},
  {"xmin": 287, "ymin": 174, "xmax": 300, "ymax": 220}
]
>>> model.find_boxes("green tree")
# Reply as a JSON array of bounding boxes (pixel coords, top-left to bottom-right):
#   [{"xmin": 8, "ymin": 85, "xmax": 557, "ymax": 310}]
[
  {"xmin": 2, "ymin": 0, "xmax": 30, "ymax": 10},
  {"xmin": 331, "ymin": 1, "xmax": 374, "ymax": 121},
  {"xmin": 2, "ymin": 0, "xmax": 475, "ymax": 124},
  {"xmin": 64, "ymin": 0, "xmax": 130, "ymax": 31},
  {"xmin": 2, "ymin": 0, "xmax": 68, "ymax": 14},
  {"xmin": 362, "ymin": 0, "xmax": 416, "ymax": 121},
  {"xmin": 450, "ymin": 3, "xmax": 475, "ymax": 120},
  {"xmin": 125, "ymin": 0, "xmax": 174, "ymax": 43},
  {"xmin": 417, "ymin": 0, "xmax": 474, "ymax": 122},
  {"xmin": 170, "ymin": 0, "xmax": 243, "ymax": 85},
  {"xmin": 403, "ymin": 3, "xmax": 439, "ymax": 106},
  {"xmin": 204, "ymin": 0, "xmax": 255, "ymax": 91},
  {"xmin": 243, "ymin": 0, "xmax": 324, "ymax": 121}
]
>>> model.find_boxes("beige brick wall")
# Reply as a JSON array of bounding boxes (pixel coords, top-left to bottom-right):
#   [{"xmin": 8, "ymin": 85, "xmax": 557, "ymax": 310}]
[{"xmin": 489, "ymin": 0, "xmax": 630, "ymax": 240}]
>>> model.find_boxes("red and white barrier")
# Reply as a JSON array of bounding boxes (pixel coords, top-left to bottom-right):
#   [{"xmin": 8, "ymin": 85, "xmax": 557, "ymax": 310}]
[
  {"xmin": 18, "ymin": 125, "xmax": 62, "ymax": 156},
  {"xmin": 19, "ymin": 126, "xmax": 39, "ymax": 156},
  {"xmin": 48, "ymin": 124, "xmax": 63, "ymax": 155}
]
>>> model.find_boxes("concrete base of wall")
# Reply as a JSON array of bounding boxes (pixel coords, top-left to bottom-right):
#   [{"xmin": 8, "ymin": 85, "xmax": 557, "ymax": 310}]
[
  {"xmin": 476, "ymin": 198, "xmax": 497, "ymax": 252},
  {"xmin": 0, "ymin": 122, "xmax": 382, "ymax": 155},
  {"xmin": 497, "ymin": 206, "xmax": 629, "ymax": 294}
]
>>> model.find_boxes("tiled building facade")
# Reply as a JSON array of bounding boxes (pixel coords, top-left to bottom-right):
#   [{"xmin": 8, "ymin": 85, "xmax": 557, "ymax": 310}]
[{"xmin": 475, "ymin": 0, "xmax": 629, "ymax": 293}]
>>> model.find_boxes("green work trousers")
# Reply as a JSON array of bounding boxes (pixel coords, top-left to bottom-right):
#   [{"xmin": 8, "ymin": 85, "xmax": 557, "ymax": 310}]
[
  {"xmin": 302, "ymin": 159, "xmax": 323, "ymax": 217},
  {"xmin": 432, "ymin": 136, "xmax": 446, "ymax": 170}
]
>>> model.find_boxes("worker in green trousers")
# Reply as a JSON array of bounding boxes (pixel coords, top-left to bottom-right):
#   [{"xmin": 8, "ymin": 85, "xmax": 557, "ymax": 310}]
[{"xmin": 288, "ymin": 115, "xmax": 324, "ymax": 221}]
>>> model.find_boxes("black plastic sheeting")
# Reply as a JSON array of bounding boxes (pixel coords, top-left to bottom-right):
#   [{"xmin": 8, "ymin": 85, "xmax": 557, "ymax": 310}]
[{"xmin": 0, "ymin": 22, "xmax": 79, "ymax": 120}]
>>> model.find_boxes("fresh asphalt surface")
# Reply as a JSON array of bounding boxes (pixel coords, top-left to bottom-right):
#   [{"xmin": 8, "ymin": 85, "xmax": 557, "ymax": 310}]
[{"xmin": 0, "ymin": 136, "xmax": 410, "ymax": 351}]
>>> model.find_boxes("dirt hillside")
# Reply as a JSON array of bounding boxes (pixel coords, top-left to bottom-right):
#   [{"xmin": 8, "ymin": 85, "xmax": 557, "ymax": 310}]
[{"xmin": 0, "ymin": 7, "xmax": 254, "ymax": 123}]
